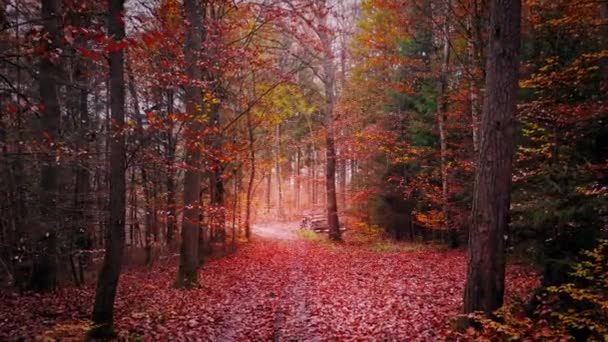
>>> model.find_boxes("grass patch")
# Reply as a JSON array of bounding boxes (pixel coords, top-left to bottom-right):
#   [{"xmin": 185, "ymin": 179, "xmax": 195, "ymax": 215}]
[
  {"xmin": 369, "ymin": 242, "xmax": 427, "ymax": 253},
  {"xmin": 346, "ymin": 222, "xmax": 383, "ymax": 245},
  {"xmin": 297, "ymin": 230, "xmax": 322, "ymax": 241},
  {"xmin": 297, "ymin": 230, "xmax": 344, "ymax": 251}
]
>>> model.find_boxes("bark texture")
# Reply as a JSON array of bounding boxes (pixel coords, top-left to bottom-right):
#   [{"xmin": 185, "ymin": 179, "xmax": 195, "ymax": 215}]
[
  {"xmin": 90, "ymin": 0, "xmax": 127, "ymax": 335},
  {"xmin": 437, "ymin": 0, "xmax": 451, "ymax": 244},
  {"xmin": 176, "ymin": 0, "xmax": 204, "ymax": 289},
  {"xmin": 31, "ymin": 0, "xmax": 63, "ymax": 293},
  {"xmin": 244, "ymin": 111, "xmax": 255, "ymax": 240},
  {"xmin": 318, "ymin": 3, "xmax": 341, "ymax": 241},
  {"xmin": 463, "ymin": 0, "xmax": 521, "ymax": 314}
]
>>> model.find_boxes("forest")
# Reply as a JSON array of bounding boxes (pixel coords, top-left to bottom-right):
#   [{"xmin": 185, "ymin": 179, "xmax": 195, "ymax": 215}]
[{"xmin": 0, "ymin": 0, "xmax": 606, "ymax": 340}]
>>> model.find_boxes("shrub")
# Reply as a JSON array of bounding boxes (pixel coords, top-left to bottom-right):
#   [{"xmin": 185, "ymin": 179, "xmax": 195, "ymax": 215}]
[{"xmin": 457, "ymin": 240, "xmax": 608, "ymax": 341}]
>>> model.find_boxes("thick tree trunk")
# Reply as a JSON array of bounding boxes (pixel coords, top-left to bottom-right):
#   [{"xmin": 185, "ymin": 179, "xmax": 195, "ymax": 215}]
[
  {"xmin": 31, "ymin": 0, "xmax": 62, "ymax": 293},
  {"xmin": 90, "ymin": 0, "xmax": 127, "ymax": 336},
  {"xmin": 463, "ymin": 0, "xmax": 521, "ymax": 315},
  {"xmin": 176, "ymin": 0, "xmax": 204, "ymax": 289}
]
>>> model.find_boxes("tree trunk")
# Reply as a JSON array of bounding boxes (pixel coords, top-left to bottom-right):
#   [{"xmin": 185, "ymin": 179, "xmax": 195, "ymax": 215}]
[
  {"xmin": 75, "ymin": 81, "xmax": 91, "ymax": 235},
  {"xmin": 165, "ymin": 89, "xmax": 177, "ymax": 248},
  {"xmin": 126, "ymin": 57, "xmax": 154, "ymax": 262},
  {"xmin": 463, "ymin": 0, "xmax": 521, "ymax": 315},
  {"xmin": 142, "ymin": 167, "xmax": 154, "ymax": 265},
  {"xmin": 600, "ymin": 1, "xmax": 608, "ymax": 87},
  {"xmin": 244, "ymin": 111, "xmax": 255, "ymax": 240},
  {"xmin": 437, "ymin": 0, "xmax": 455, "ymax": 247},
  {"xmin": 209, "ymin": 103, "xmax": 225, "ymax": 242},
  {"xmin": 310, "ymin": 145, "xmax": 316, "ymax": 206},
  {"xmin": 71, "ymin": 8, "xmax": 93, "ymax": 265},
  {"xmin": 231, "ymin": 168, "xmax": 239, "ymax": 246},
  {"xmin": 1, "ymin": 1, "xmax": 28, "ymax": 286},
  {"xmin": 175, "ymin": 0, "xmax": 204, "ymax": 289},
  {"xmin": 152, "ymin": 160, "xmax": 160, "ymax": 243},
  {"xmin": 129, "ymin": 168, "xmax": 137, "ymax": 247},
  {"xmin": 210, "ymin": 167, "xmax": 225, "ymax": 241},
  {"xmin": 73, "ymin": 42, "xmax": 92, "ymax": 283},
  {"xmin": 266, "ymin": 170, "xmax": 272, "ymax": 214},
  {"xmin": 90, "ymin": 0, "xmax": 127, "ymax": 336},
  {"xmin": 275, "ymin": 123, "xmax": 284, "ymax": 220},
  {"xmin": 318, "ymin": 7, "xmax": 341, "ymax": 241},
  {"xmin": 338, "ymin": 149, "xmax": 347, "ymax": 210},
  {"xmin": 31, "ymin": 0, "xmax": 62, "ymax": 293},
  {"xmin": 295, "ymin": 147, "xmax": 301, "ymax": 211},
  {"xmin": 468, "ymin": 0, "xmax": 485, "ymax": 155}
]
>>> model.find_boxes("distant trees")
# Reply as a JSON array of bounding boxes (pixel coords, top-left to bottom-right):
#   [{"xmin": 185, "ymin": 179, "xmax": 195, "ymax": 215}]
[
  {"xmin": 0, "ymin": 0, "xmax": 350, "ymax": 332},
  {"xmin": 0, "ymin": 0, "xmax": 605, "ymax": 335},
  {"xmin": 342, "ymin": 0, "xmax": 606, "ymax": 316},
  {"xmin": 343, "ymin": 0, "xmax": 468, "ymax": 241}
]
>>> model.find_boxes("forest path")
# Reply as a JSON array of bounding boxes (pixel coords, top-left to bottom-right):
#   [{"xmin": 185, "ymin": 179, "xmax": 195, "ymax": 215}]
[
  {"xmin": 252, "ymin": 222, "xmax": 300, "ymax": 240},
  {"xmin": 203, "ymin": 223, "xmax": 463, "ymax": 341},
  {"xmin": 212, "ymin": 223, "xmax": 322, "ymax": 341},
  {"xmin": 0, "ymin": 223, "xmax": 537, "ymax": 341}
]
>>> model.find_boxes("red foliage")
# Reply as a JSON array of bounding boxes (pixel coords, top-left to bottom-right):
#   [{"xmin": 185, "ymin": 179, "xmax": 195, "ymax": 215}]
[{"xmin": 0, "ymin": 233, "xmax": 538, "ymax": 340}]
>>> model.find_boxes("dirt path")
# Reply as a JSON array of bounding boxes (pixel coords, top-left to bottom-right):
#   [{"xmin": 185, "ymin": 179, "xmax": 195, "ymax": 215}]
[
  {"xmin": 0, "ymin": 223, "xmax": 538, "ymax": 341},
  {"xmin": 205, "ymin": 223, "xmax": 464, "ymax": 341},
  {"xmin": 252, "ymin": 222, "xmax": 300, "ymax": 240}
]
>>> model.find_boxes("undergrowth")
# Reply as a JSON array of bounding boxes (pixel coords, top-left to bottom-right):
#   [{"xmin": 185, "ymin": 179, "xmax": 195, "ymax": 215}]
[{"xmin": 453, "ymin": 239, "xmax": 608, "ymax": 341}]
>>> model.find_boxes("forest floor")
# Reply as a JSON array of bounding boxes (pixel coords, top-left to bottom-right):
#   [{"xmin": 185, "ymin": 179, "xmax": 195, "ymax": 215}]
[{"xmin": 0, "ymin": 223, "xmax": 539, "ymax": 341}]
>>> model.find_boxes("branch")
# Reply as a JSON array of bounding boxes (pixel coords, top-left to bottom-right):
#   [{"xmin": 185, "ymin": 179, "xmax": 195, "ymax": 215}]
[{"xmin": 222, "ymin": 63, "xmax": 308, "ymax": 132}]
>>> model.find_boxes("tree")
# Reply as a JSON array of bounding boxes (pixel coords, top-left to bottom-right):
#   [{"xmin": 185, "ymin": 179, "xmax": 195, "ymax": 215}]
[
  {"xmin": 437, "ymin": 0, "xmax": 453, "ymax": 246},
  {"xmin": 317, "ymin": 0, "xmax": 341, "ymax": 241},
  {"xmin": 244, "ymin": 110, "xmax": 256, "ymax": 240},
  {"xmin": 30, "ymin": 0, "xmax": 62, "ymax": 292},
  {"xmin": 90, "ymin": 0, "xmax": 127, "ymax": 336},
  {"xmin": 175, "ymin": 0, "xmax": 204, "ymax": 289},
  {"xmin": 463, "ymin": 0, "xmax": 521, "ymax": 314}
]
